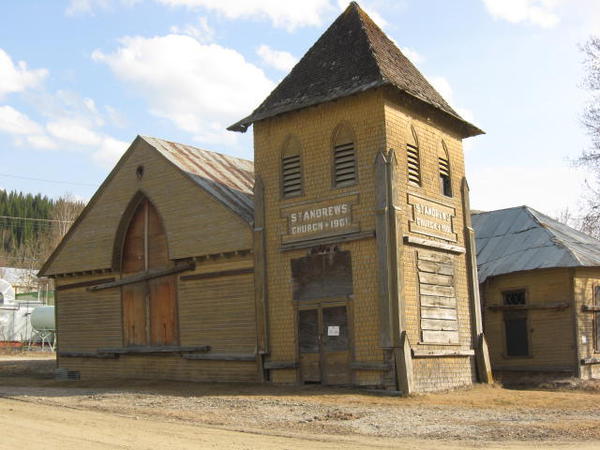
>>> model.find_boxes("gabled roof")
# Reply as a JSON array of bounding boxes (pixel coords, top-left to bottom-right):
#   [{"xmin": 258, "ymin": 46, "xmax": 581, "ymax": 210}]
[
  {"xmin": 472, "ymin": 205, "xmax": 600, "ymax": 283},
  {"xmin": 39, "ymin": 136, "xmax": 255, "ymax": 276},
  {"xmin": 142, "ymin": 136, "xmax": 254, "ymax": 224},
  {"xmin": 228, "ymin": 2, "xmax": 483, "ymax": 138}
]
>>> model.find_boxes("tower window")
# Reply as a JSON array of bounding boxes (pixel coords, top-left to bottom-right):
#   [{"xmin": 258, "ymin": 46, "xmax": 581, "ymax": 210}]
[
  {"xmin": 407, "ymin": 144, "xmax": 421, "ymax": 185},
  {"xmin": 281, "ymin": 136, "xmax": 303, "ymax": 198},
  {"xmin": 333, "ymin": 141, "xmax": 357, "ymax": 187},
  {"xmin": 439, "ymin": 155, "xmax": 452, "ymax": 197},
  {"xmin": 332, "ymin": 124, "xmax": 357, "ymax": 188},
  {"xmin": 282, "ymin": 154, "xmax": 302, "ymax": 198}
]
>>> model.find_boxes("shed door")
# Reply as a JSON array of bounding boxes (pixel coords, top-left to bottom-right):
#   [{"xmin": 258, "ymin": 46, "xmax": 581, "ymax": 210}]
[{"xmin": 121, "ymin": 198, "xmax": 178, "ymax": 347}]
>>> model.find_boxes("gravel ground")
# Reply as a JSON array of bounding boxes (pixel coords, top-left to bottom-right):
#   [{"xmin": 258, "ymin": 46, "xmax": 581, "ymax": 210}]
[{"xmin": 2, "ymin": 353, "xmax": 600, "ymax": 445}]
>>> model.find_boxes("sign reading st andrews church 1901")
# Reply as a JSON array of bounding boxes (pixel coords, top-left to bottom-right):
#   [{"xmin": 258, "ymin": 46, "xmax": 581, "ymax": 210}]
[{"xmin": 408, "ymin": 194, "xmax": 457, "ymax": 242}]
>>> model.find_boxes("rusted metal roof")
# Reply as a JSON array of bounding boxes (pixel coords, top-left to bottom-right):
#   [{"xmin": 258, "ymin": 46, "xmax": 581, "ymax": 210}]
[
  {"xmin": 141, "ymin": 136, "xmax": 255, "ymax": 224},
  {"xmin": 473, "ymin": 206, "xmax": 600, "ymax": 283},
  {"xmin": 228, "ymin": 2, "xmax": 483, "ymax": 138}
]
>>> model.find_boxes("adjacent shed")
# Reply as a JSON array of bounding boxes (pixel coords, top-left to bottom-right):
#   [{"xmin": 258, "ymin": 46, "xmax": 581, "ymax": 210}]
[{"xmin": 473, "ymin": 205, "xmax": 600, "ymax": 378}]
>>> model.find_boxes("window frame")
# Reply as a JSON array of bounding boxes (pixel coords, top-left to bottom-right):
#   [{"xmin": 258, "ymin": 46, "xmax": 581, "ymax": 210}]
[
  {"xmin": 501, "ymin": 288, "xmax": 531, "ymax": 358},
  {"xmin": 439, "ymin": 140, "xmax": 452, "ymax": 197},
  {"xmin": 331, "ymin": 123, "xmax": 358, "ymax": 189},
  {"xmin": 280, "ymin": 135, "xmax": 304, "ymax": 200},
  {"xmin": 406, "ymin": 125, "xmax": 421, "ymax": 187}
]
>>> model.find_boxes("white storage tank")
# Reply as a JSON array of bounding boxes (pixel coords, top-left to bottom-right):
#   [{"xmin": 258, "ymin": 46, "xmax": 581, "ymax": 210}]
[{"xmin": 31, "ymin": 306, "xmax": 55, "ymax": 331}]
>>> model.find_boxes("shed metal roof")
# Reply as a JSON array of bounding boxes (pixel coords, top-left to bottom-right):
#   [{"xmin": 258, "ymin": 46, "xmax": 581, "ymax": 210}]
[
  {"xmin": 142, "ymin": 136, "xmax": 255, "ymax": 224},
  {"xmin": 472, "ymin": 205, "xmax": 600, "ymax": 283}
]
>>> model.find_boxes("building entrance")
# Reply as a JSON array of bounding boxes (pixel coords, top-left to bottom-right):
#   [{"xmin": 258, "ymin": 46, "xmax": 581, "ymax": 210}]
[{"xmin": 298, "ymin": 303, "xmax": 351, "ymax": 385}]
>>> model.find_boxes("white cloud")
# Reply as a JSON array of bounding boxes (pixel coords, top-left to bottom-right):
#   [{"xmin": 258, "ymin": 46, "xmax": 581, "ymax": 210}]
[
  {"xmin": 92, "ymin": 34, "xmax": 274, "ymax": 143},
  {"xmin": 25, "ymin": 135, "xmax": 58, "ymax": 150},
  {"xmin": 256, "ymin": 45, "xmax": 298, "ymax": 72},
  {"xmin": 482, "ymin": 0, "xmax": 562, "ymax": 28},
  {"xmin": 92, "ymin": 136, "xmax": 130, "ymax": 166},
  {"xmin": 156, "ymin": 0, "xmax": 334, "ymax": 31},
  {"xmin": 66, "ymin": 0, "xmax": 141, "ymax": 16},
  {"xmin": 469, "ymin": 165, "xmax": 586, "ymax": 215},
  {"xmin": 170, "ymin": 17, "xmax": 215, "ymax": 43},
  {"xmin": 0, "ymin": 105, "xmax": 43, "ymax": 135},
  {"xmin": 47, "ymin": 119, "xmax": 103, "ymax": 147},
  {"xmin": 400, "ymin": 47, "xmax": 424, "ymax": 65},
  {"xmin": 0, "ymin": 49, "xmax": 47, "ymax": 99}
]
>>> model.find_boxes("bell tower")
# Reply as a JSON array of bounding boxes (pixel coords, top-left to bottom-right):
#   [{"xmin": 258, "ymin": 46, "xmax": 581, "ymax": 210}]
[{"xmin": 229, "ymin": 2, "xmax": 491, "ymax": 391}]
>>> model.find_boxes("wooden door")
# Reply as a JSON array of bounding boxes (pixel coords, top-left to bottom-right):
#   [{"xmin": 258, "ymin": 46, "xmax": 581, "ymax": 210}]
[
  {"xmin": 321, "ymin": 306, "xmax": 351, "ymax": 385},
  {"xmin": 122, "ymin": 282, "xmax": 148, "ymax": 346},
  {"xmin": 298, "ymin": 309, "xmax": 320, "ymax": 382},
  {"xmin": 120, "ymin": 198, "xmax": 178, "ymax": 347},
  {"xmin": 149, "ymin": 275, "xmax": 178, "ymax": 346}
]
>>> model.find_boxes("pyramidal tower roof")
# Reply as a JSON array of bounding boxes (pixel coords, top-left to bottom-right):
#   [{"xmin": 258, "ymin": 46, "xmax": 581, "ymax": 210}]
[{"xmin": 229, "ymin": 2, "xmax": 483, "ymax": 137}]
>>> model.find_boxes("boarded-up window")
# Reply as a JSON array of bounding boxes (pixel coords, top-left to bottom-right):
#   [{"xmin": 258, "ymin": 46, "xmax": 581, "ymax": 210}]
[
  {"xmin": 120, "ymin": 198, "xmax": 178, "ymax": 347},
  {"xmin": 439, "ymin": 142, "xmax": 452, "ymax": 197},
  {"xmin": 332, "ymin": 124, "xmax": 357, "ymax": 187},
  {"xmin": 417, "ymin": 250, "xmax": 459, "ymax": 344},
  {"xmin": 503, "ymin": 290, "xmax": 528, "ymax": 357},
  {"xmin": 417, "ymin": 250, "xmax": 458, "ymax": 344},
  {"xmin": 281, "ymin": 136, "xmax": 303, "ymax": 198},
  {"xmin": 291, "ymin": 250, "xmax": 353, "ymax": 301},
  {"xmin": 594, "ymin": 287, "xmax": 600, "ymax": 352}
]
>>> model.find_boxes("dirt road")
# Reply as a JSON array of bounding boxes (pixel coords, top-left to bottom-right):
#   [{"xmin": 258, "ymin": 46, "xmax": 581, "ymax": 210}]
[{"xmin": 3, "ymin": 353, "xmax": 600, "ymax": 448}]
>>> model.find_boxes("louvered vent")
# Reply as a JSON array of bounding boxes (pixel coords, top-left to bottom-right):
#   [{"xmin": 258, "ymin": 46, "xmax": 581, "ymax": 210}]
[
  {"xmin": 439, "ymin": 155, "xmax": 452, "ymax": 197},
  {"xmin": 282, "ymin": 154, "xmax": 302, "ymax": 197},
  {"xmin": 334, "ymin": 142, "xmax": 357, "ymax": 186},
  {"xmin": 407, "ymin": 144, "xmax": 421, "ymax": 185}
]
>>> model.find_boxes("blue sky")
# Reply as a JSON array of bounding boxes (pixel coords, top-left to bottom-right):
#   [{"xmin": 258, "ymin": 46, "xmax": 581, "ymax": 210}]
[{"xmin": 1, "ymin": 0, "xmax": 598, "ymax": 216}]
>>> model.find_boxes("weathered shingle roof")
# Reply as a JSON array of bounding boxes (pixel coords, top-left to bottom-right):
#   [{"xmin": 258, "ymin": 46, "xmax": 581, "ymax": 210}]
[
  {"xmin": 142, "ymin": 136, "xmax": 255, "ymax": 224},
  {"xmin": 228, "ymin": 2, "xmax": 483, "ymax": 137},
  {"xmin": 473, "ymin": 206, "xmax": 600, "ymax": 283}
]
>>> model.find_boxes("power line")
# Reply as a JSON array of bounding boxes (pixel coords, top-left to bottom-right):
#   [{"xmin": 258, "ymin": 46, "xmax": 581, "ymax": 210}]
[
  {"xmin": 0, "ymin": 173, "xmax": 97, "ymax": 187},
  {"xmin": 0, "ymin": 215, "xmax": 74, "ymax": 224}
]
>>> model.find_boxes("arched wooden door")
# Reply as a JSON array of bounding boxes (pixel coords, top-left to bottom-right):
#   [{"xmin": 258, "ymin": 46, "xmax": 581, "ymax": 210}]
[{"xmin": 121, "ymin": 198, "xmax": 178, "ymax": 347}]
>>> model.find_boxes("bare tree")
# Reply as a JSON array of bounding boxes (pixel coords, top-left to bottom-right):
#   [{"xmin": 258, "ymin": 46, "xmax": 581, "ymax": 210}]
[{"xmin": 576, "ymin": 36, "xmax": 600, "ymax": 236}]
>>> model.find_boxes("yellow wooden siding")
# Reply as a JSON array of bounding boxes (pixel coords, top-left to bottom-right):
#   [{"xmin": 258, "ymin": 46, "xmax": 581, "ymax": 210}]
[
  {"xmin": 44, "ymin": 140, "xmax": 252, "ymax": 276},
  {"xmin": 482, "ymin": 268, "xmax": 575, "ymax": 370},
  {"xmin": 573, "ymin": 267, "xmax": 600, "ymax": 379},
  {"xmin": 178, "ymin": 272, "xmax": 256, "ymax": 353}
]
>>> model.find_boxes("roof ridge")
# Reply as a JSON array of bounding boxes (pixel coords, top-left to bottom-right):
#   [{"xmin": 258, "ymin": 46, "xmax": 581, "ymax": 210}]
[
  {"xmin": 140, "ymin": 135, "xmax": 254, "ymax": 165},
  {"xmin": 524, "ymin": 206, "xmax": 583, "ymax": 266},
  {"xmin": 352, "ymin": 4, "xmax": 388, "ymax": 84}
]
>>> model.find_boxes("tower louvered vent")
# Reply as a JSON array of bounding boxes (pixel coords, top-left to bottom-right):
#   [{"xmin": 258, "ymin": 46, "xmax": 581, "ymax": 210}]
[
  {"xmin": 334, "ymin": 142, "xmax": 357, "ymax": 186},
  {"xmin": 282, "ymin": 154, "xmax": 302, "ymax": 197},
  {"xmin": 407, "ymin": 144, "xmax": 421, "ymax": 185},
  {"xmin": 439, "ymin": 154, "xmax": 452, "ymax": 196}
]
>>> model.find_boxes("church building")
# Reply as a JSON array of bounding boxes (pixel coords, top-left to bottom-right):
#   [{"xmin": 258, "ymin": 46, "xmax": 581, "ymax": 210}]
[{"xmin": 40, "ymin": 2, "xmax": 491, "ymax": 393}]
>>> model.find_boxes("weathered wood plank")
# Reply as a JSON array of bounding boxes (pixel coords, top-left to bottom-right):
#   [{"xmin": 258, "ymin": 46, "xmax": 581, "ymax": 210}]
[
  {"xmin": 263, "ymin": 361, "xmax": 298, "ymax": 369},
  {"xmin": 58, "ymin": 351, "xmax": 117, "ymax": 359},
  {"xmin": 419, "ymin": 284, "xmax": 454, "ymax": 298},
  {"xmin": 56, "ymin": 278, "xmax": 115, "ymax": 291},
  {"xmin": 422, "ymin": 330, "xmax": 459, "ymax": 344},
  {"xmin": 412, "ymin": 349, "xmax": 474, "ymax": 357},
  {"xmin": 417, "ymin": 260, "xmax": 454, "ymax": 276},
  {"xmin": 420, "ymin": 295, "xmax": 456, "ymax": 308},
  {"xmin": 582, "ymin": 305, "xmax": 600, "ymax": 312},
  {"xmin": 420, "ymin": 306, "xmax": 457, "ymax": 320},
  {"xmin": 180, "ymin": 267, "xmax": 253, "ymax": 281},
  {"xmin": 89, "ymin": 262, "xmax": 195, "ymax": 291},
  {"xmin": 97, "ymin": 345, "xmax": 210, "ymax": 354},
  {"xmin": 417, "ymin": 250, "xmax": 453, "ymax": 264},
  {"xmin": 183, "ymin": 353, "xmax": 256, "ymax": 361},
  {"xmin": 487, "ymin": 302, "xmax": 569, "ymax": 312},
  {"xmin": 418, "ymin": 272, "xmax": 453, "ymax": 286},
  {"xmin": 421, "ymin": 318, "xmax": 458, "ymax": 331},
  {"xmin": 349, "ymin": 362, "xmax": 392, "ymax": 371}
]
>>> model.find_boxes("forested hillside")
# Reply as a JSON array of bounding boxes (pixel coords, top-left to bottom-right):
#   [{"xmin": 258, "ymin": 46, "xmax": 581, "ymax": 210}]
[{"xmin": 0, "ymin": 190, "xmax": 85, "ymax": 269}]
